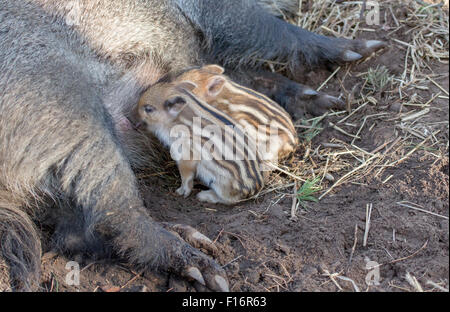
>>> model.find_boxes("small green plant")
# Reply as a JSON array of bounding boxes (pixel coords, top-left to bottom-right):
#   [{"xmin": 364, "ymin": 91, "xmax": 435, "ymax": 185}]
[
  {"xmin": 417, "ymin": 4, "xmax": 441, "ymax": 17},
  {"xmin": 299, "ymin": 117, "xmax": 324, "ymax": 142},
  {"xmin": 407, "ymin": 144, "xmax": 439, "ymax": 153},
  {"xmin": 364, "ymin": 65, "xmax": 393, "ymax": 93},
  {"xmin": 49, "ymin": 272, "xmax": 59, "ymax": 292},
  {"xmin": 297, "ymin": 176, "xmax": 322, "ymax": 208}
]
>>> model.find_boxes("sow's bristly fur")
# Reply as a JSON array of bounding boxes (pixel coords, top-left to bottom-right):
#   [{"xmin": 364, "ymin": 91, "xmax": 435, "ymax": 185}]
[
  {"xmin": 257, "ymin": 0, "xmax": 299, "ymax": 17},
  {"xmin": 177, "ymin": 0, "xmax": 384, "ymax": 71},
  {"xmin": 0, "ymin": 0, "xmax": 202, "ymax": 291},
  {"xmin": 0, "ymin": 0, "xmax": 118, "ymax": 290},
  {"xmin": 0, "ymin": 0, "xmax": 384, "ymax": 291}
]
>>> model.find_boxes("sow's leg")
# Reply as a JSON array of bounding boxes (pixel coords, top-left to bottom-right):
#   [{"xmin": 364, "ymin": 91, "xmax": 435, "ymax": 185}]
[
  {"xmin": 0, "ymin": 64, "xmax": 228, "ymax": 292},
  {"xmin": 177, "ymin": 0, "xmax": 385, "ymax": 117},
  {"xmin": 180, "ymin": 0, "xmax": 386, "ymax": 69},
  {"xmin": 53, "ymin": 109, "xmax": 229, "ymax": 291},
  {"xmin": 228, "ymin": 69, "xmax": 346, "ymax": 120}
]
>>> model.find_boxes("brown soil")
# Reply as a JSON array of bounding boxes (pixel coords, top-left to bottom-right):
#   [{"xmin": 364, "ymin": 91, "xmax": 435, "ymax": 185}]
[{"xmin": 34, "ymin": 1, "xmax": 450, "ymax": 292}]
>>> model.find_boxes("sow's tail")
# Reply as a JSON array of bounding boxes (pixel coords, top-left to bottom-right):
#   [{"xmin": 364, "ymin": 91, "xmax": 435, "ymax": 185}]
[{"xmin": 0, "ymin": 190, "xmax": 41, "ymax": 291}]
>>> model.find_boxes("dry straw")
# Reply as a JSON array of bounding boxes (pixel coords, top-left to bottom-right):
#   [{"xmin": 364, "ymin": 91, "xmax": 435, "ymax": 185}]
[
  {"xmin": 253, "ymin": 0, "xmax": 449, "ymax": 209},
  {"xmin": 138, "ymin": 1, "xmax": 449, "ymax": 213}
]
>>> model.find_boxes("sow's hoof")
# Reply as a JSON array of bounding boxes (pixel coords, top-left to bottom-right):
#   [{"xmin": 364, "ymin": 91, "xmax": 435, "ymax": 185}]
[
  {"xmin": 161, "ymin": 223, "xmax": 218, "ymax": 256},
  {"xmin": 334, "ymin": 39, "xmax": 386, "ymax": 63},
  {"xmin": 252, "ymin": 74, "xmax": 345, "ymax": 120},
  {"xmin": 159, "ymin": 223, "xmax": 228, "ymax": 292},
  {"xmin": 314, "ymin": 38, "xmax": 387, "ymax": 66},
  {"xmin": 285, "ymin": 87, "xmax": 345, "ymax": 120}
]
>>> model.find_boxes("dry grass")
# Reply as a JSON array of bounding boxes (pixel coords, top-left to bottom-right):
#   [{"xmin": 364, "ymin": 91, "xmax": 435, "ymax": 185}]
[
  {"xmin": 134, "ymin": 133, "xmax": 179, "ymax": 185},
  {"xmin": 138, "ymin": 1, "xmax": 449, "ymax": 223},
  {"xmin": 255, "ymin": 0, "xmax": 449, "ymax": 207},
  {"xmin": 127, "ymin": 0, "xmax": 450, "ymax": 294}
]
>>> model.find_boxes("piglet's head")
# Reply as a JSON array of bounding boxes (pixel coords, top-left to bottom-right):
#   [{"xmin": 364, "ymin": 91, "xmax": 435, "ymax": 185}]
[
  {"xmin": 137, "ymin": 81, "xmax": 197, "ymax": 128},
  {"xmin": 176, "ymin": 65, "xmax": 227, "ymax": 102}
]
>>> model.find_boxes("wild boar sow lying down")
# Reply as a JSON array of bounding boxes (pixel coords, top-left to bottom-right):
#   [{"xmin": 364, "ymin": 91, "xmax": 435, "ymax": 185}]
[{"xmin": 0, "ymin": 0, "xmax": 384, "ymax": 291}]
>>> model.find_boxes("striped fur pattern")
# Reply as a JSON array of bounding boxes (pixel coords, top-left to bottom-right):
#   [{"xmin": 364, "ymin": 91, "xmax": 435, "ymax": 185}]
[
  {"xmin": 172, "ymin": 65, "xmax": 299, "ymax": 164},
  {"xmin": 137, "ymin": 81, "xmax": 265, "ymax": 205}
]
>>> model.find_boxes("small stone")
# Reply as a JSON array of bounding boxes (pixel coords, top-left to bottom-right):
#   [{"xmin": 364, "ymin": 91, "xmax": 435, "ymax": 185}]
[
  {"xmin": 324, "ymin": 173, "xmax": 335, "ymax": 182},
  {"xmin": 389, "ymin": 103, "xmax": 403, "ymax": 112}
]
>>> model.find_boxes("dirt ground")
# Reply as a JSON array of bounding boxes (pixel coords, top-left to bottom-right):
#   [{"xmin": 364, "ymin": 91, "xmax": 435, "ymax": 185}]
[{"xmin": 32, "ymin": 1, "xmax": 450, "ymax": 292}]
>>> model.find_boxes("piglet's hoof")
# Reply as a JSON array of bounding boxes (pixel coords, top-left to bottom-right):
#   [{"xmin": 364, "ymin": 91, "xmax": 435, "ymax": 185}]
[{"xmin": 176, "ymin": 186, "xmax": 192, "ymax": 198}]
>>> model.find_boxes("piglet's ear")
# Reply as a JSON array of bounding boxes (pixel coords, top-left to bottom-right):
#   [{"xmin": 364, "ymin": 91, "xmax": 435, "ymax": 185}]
[
  {"xmin": 202, "ymin": 64, "xmax": 225, "ymax": 75},
  {"xmin": 177, "ymin": 81, "xmax": 197, "ymax": 92},
  {"xmin": 164, "ymin": 96, "xmax": 187, "ymax": 117},
  {"xmin": 206, "ymin": 76, "xmax": 226, "ymax": 97}
]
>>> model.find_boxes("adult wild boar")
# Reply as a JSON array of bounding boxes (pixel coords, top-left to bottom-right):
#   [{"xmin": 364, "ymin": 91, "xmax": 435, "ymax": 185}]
[{"xmin": 0, "ymin": 0, "xmax": 384, "ymax": 291}]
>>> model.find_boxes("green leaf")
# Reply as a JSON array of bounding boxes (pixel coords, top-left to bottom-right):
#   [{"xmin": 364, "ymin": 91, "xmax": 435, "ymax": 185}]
[{"xmin": 296, "ymin": 177, "xmax": 321, "ymax": 205}]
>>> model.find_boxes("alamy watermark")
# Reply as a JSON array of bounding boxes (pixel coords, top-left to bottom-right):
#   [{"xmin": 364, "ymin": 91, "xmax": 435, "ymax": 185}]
[
  {"xmin": 65, "ymin": 261, "xmax": 80, "ymax": 286},
  {"xmin": 365, "ymin": 257, "xmax": 381, "ymax": 286},
  {"xmin": 63, "ymin": 0, "xmax": 382, "ymax": 27},
  {"xmin": 365, "ymin": 1, "xmax": 381, "ymax": 26},
  {"xmin": 63, "ymin": 258, "xmax": 382, "ymax": 288}
]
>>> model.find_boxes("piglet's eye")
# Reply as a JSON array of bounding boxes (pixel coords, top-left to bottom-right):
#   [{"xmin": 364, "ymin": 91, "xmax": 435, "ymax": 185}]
[
  {"xmin": 144, "ymin": 105, "xmax": 154, "ymax": 114},
  {"xmin": 165, "ymin": 96, "xmax": 186, "ymax": 108}
]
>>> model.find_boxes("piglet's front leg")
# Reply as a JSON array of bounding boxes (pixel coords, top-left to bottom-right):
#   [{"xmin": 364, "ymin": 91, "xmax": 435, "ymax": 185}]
[{"xmin": 176, "ymin": 160, "xmax": 197, "ymax": 198}]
